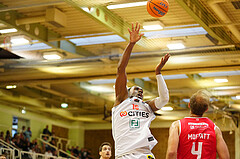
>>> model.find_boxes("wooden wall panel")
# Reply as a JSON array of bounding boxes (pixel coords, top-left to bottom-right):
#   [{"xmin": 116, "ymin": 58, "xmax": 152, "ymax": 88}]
[
  {"xmin": 52, "ymin": 124, "xmax": 69, "ymax": 138},
  {"xmin": 151, "ymin": 128, "xmax": 169, "ymax": 159},
  {"xmin": 52, "ymin": 125, "xmax": 69, "ymax": 150},
  {"xmin": 223, "ymin": 131, "xmax": 235, "ymax": 159}
]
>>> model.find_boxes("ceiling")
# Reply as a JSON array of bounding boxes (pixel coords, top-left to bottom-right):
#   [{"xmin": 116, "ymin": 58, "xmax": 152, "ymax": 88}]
[{"xmin": 0, "ymin": 0, "xmax": 239, "ymax": 124}]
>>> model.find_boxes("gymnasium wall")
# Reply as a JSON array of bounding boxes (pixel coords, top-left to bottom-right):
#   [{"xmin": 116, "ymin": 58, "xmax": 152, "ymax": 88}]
[{"xmin": 68, "ymin": 121, "xmax": 85, "ymax": 147}]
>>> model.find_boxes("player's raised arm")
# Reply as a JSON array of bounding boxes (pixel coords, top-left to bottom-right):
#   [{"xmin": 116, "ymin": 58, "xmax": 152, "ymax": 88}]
[
  {"xmin": 114, "ymin": 22, "xmax": 144, "ymax": 106},
  {"xmin": 147, "ymin": 53, "xmax": 170, "ymax": 111}
]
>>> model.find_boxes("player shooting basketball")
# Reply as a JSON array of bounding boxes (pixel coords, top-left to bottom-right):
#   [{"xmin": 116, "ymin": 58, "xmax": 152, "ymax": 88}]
[{"xmin": 112, "ymin": 22, "xmax": 170, "ymax": 159}]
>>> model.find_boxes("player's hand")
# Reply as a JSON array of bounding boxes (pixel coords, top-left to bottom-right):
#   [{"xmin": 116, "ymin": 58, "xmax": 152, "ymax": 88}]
[
  {"xmin": 155, "ymin": 53, "xmax": 170, "ymax": 74},
  {"xmin": 128, "ymin": 22, "xmax": 144, "ymax": 44}
]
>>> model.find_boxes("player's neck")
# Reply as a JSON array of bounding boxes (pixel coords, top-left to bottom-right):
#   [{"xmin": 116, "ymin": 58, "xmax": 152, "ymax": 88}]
[{"xmin": 190, "ymin": 114, "xmax": 202, "ymax": 117}]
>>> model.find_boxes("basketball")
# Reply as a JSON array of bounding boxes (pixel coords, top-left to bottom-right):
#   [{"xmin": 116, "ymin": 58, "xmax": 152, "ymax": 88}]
[{"xmin": 147, "ymin": 0, "xmax": 169, "ymax": 18}]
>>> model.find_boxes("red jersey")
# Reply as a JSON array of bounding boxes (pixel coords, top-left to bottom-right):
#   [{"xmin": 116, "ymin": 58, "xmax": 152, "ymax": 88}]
[{"xmin": 177, "ymin": 117, "xmax": 216, "ymax": 159}]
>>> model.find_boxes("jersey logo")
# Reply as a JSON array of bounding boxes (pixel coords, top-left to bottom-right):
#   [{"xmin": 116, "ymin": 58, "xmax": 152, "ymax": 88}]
[
  {"xmin": 120, "ymin": 111, "xmax": 127, "ymax": 117},
  {"xmin": 120, "ymin": 111, "xmax": 149, "ymax": 118},
  {"xmin": 129, "ymin": 118, "xmax": 140, "ymax": 128},
  {"xmin": 132, "ymin": 104, "xmax": 139, "ymax": 110},
  {"xmin": 147, "ymin": 155, "xmax": 154, "ymax": 159},
  {"xmin": 148, "ymin": 136, "xmax": 154, "ymax": 142}
]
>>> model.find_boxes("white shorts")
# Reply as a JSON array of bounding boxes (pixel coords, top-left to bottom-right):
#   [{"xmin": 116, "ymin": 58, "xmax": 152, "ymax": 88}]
[{"xmin": 116, "ymin": 153, "xmax": 155, "ymax": 159}]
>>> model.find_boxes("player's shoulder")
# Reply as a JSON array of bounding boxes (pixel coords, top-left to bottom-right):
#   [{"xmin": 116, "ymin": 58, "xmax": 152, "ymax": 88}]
[
  {"xmin": 171, "ymin": 120, "xmax": 180, "ymax": 127},
  {"xmin": 114, "ymin": 96, "xmax": 129, "ymax": 107}
]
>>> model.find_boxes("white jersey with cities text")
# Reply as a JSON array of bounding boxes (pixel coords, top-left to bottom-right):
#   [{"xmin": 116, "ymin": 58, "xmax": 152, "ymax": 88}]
[{"xmin": 112, "ymin": 97, "xmax": 158, "ymax": 157}]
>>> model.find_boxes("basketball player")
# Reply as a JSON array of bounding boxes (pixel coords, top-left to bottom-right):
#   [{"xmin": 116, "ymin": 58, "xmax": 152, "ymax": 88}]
[
  {"xmin": 99, "ymin": 142, "xmax": 112, "ymax": 159},
  {"xmin": 112, "ymin": 22, "xmax": 170, "ymax": 159},
  {"xmin": 166, "ymin": 90, "xmax": 230, "ymax": 159}
]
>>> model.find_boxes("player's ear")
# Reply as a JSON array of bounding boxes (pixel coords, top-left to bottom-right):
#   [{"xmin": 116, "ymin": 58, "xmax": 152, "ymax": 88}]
[{"xmin": 188, "ymin": 103, "xmax": 190, "ymax": 108}]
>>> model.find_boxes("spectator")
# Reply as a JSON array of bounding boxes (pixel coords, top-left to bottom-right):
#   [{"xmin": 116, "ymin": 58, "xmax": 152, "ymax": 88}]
[
  {"xmin": 49, "ymin": 139, "xmax": 56, "ymax": 152},
  {"xmin": 20, "ymin": 126, "xmax": 26, "ymax": 135},
  {"xmin": 43, "ymin": 125, "xmax": 51, "ymax": 136},
  {"xmin": 73, "ymin": 146, "xmax": 79, "ymax": 156},
  {"xmin": 66, "ymin": 147, "xmax": 72, "ymax": 155},
  {"xmin": 0, "ymin": 131, "xmax": 4, "ymax": 140},
  {"xmin": 30, "ymin": 139, "xmax": 37, "ymax": 149},
  {"xmin": 87, "ymin": 149, "xmax": 93, "ymax": 159},
  {"xmin": 34, "ymin": 144, "xmax": 41, "ymax": 153},
  {"xmin": 42, "ymin": 136, "xmax": 50, "ymax": 152},
  {"xmin": 24, "ymin": 127, "xmax": 32, "ymax": 142},
  {"xmin": 14, "ymin": 137, "xmax": 21, "ymax": 149},
  {"xmin": 45, "ymin": 149, "xmax": 53, "ymax": 157},
  {"xmin": 81, "ymin": 148, "xmax": 88, "ymax": 158},
  {"xmin": 52, "ymin": 150, "xmax": 58, "ymax": 157},
  {"xmin": 5, "ymin": 130, "xmax": 11, "ymax": 141}
]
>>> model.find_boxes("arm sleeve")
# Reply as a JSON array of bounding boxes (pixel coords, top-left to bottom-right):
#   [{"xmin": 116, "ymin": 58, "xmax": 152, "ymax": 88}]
[{"xmin": 154, "ymin": 74, "xmax": 169, "ymax": 109}]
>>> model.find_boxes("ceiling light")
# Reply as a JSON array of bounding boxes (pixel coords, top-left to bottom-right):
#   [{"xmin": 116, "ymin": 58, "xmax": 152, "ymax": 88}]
[
  {"xmin": 107, "ymin": 1, "xmax": 147, "ymax": 9},
  {"xmin": 43, "ymin": 51, "xmax": 63, "ymax": 60},
  {"xmin": 143, "ymin": 27, "xmax": 207, "ymax": 39},
  {"xmin": 199, "ymin": 70, "xmax": 240, "ymax": 77},
  {"xmin": 161, "ymin": 106, "xmax": 173, "ymax": 111},
  {"xmin": 167, "ymin": 41, "xmax": 185, "ymax": 50},
  {"xmin": 61, "ymin": 103, "xmax": 68, "ymax": 108},
  {"xmin": 231, "ymin": 96, "xmax": 237, "ymax": 100},
  {"xmin": 165, "ymin": 24, "xmax": 200, "ymax": 29},
  {"xmin": 83, "ymin": 85, "xmax": 114, "ymax": 93},
  {"xmin": 81, "ymin": 7, "xmax": 94, "ymax": 13},
  {"xmin": 182, "ymin": 98, "xmax": 190, "ymax": 103},
  {"xmin": 0, "ymin": 28, "xmax": 17, "ymax": 34},
  {"xmin": 11, "ymin": 35, "xmax": 31, "ymax": 45},
  {"xmin": 214, "ymin": 78, "xmax": 228, "ymax": 83},
  {"xmin": 21, "ymin": 107, "xmax": 26, "ymax": 114},
  {"xmin": 69, "ymin": 35, "xmax": 125, "ymax": 46},
  {"xmin": 6, "ymin": 85, "xmax": 17, "ymax": 89},
  {"xmin": 212, "ymin": 86, "xmax": 240, "ymax": 90},
  {"xmin": 88, "ymin": 79, "xmax": 116, "ymax": 85},
  {"xmin": 12, "ymin": 42, "xmax": 52, "ymax": 51},
  {"xmin": 163, "ymin": 74, "xmax": 188, "ymax": 80},
  {"xmin": 142, "ymin": 77, "xmax": 151, "ymax": 81},
  {"xmin": 143, "ymin": 21, "xmax": 164, "ymax": 30},
  {"xmin": 0, "ymin": 23, "xmax": 7, "ymax": 27}
]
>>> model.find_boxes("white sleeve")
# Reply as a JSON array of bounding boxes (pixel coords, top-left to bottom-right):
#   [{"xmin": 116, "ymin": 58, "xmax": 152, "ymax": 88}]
[{"xmin": 154, "ymin": 74, "xmax": 169, "ymax": 109}]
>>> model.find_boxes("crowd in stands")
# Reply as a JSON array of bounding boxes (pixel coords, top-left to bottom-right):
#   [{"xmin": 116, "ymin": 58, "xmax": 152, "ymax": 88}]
[
  {"xmin": 0, "ymin": 125, "xmax": 94, "ymax": 159},
  {"xmin": 66, "ymin": 147, "xmax": 93, "ymax": 159}
]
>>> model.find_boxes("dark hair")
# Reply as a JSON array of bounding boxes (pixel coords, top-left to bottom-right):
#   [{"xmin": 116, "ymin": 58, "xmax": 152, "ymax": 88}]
[
  {"xmin": 190, "ymin": 90, "xmax": 210, "ymax": 116},
  {"xmin": 99, "ymin": 142, "xmax": 111, "ymax": 152}
]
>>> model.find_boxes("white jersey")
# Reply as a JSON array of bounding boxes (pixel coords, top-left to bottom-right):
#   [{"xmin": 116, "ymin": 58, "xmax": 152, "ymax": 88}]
[{"xmin": 112, "ymin": 97, "xmax": 158, "ymax": 157}]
